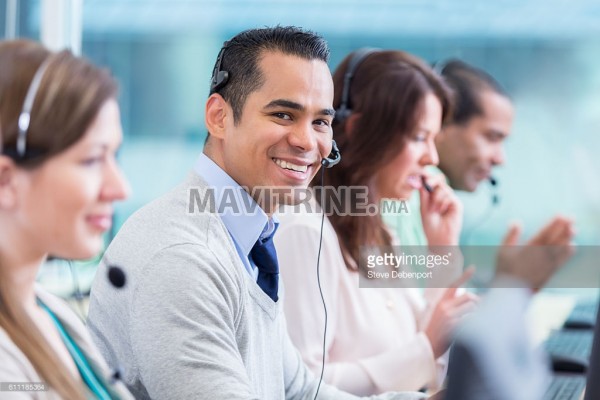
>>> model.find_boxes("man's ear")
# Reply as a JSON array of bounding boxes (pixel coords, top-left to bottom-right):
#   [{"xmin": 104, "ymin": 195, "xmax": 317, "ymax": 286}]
[
  {"xmin": 205, "ymin": 93, "xmax": 230, "ymax": 140},
  {"xmin": 0, "ymin": 156, "xmax": 19, "ymax": 210}
]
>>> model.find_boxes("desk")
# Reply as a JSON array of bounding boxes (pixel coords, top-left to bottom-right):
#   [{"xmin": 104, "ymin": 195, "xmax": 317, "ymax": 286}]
[{"xmin": 527, "ymin": 292, "xmax": 577, "ymax": 346}]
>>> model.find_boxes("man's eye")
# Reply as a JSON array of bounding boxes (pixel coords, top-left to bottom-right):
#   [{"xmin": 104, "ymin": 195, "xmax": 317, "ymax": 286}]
[
  {"xmin": 81, "ymin": 156, "xmax": 105, "ymax": 166},
  {"xmin": 487, "ymin": 133, "xmax": 503, "ymax": 142},
  {"xmin": 273, "ymin": 113, "xmax": 292, "ymax": 120},
  {"xmin": 314, "ymin": 119, "xmax": 330, "ymax": 127}
]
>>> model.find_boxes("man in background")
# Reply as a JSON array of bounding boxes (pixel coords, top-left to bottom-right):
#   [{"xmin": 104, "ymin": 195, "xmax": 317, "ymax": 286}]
[{"xmin": 387, "ymin": 59, "xmax": 514, "ymax": 246}]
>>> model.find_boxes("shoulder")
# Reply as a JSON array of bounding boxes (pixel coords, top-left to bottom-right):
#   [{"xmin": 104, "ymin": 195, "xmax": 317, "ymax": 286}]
[
  {"xmin": 0, "ymin": 326, "xmax": 39, "ymax": 382},
  {"xmin": 105, "ymin": 173, "xmax": 237, "ymax": 274},
  {"xmin": 35, "ymin": 286, "xmax": 86, "ymax": 335}
]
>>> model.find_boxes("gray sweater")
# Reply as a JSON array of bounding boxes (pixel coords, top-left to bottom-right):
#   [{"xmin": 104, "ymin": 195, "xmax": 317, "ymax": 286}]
[{"xmin": 87, "ymin": 173, "xmax": 426, "ymax": 400}]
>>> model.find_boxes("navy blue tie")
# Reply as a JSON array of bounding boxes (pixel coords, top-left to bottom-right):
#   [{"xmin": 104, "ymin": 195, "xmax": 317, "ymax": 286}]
[{"xmin": 251, "ymin": 234, "xmax": 279, "ymax": 302}]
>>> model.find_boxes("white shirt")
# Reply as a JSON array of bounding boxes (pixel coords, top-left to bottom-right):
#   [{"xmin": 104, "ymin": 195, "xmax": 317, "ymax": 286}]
[{"xmin": 275, "ymin": 202, "xmax": 449, "ymax": 395}]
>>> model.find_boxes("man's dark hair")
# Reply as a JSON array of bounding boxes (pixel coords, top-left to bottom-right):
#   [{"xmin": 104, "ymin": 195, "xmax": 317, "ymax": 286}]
[
  {"xmin": 436, "ymin": 59, "xmax": 509, "ymax": 126},
  {"xmin": 209, "ymin": 26, "xmax": 330, "ymax": 124}
]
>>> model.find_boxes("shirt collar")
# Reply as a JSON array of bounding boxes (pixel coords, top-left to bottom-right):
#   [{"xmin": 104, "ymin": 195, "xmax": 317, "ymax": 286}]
[{"xmin": 193, "ymin": 152, "xmax": 278, "ymax": 257}]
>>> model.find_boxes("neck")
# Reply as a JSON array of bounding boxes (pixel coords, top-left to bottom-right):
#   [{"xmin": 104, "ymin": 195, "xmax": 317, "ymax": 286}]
[
  {"xmin": 0, "ymin": 225, "xmax": 46, "ymax": 313},
  {"xmin": 0, "ymin": 256, "xmax": 44, "ymax": 314}
]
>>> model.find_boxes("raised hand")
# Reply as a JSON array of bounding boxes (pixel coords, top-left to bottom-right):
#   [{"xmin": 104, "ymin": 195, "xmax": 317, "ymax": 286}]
[
  {"xmin": 424, "ymin": 267, "xmax": 478, "ymax": 358},
  {"xmin": 420, "ymin": 174, "xmax": 463, "ymax": 247},
  {"xmin": 495, "ymin": 216, "xmax": 575, "ymax": 290}
]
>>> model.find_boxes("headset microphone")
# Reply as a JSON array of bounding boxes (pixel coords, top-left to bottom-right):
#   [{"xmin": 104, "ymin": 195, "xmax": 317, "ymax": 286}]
[
  {"xmin": 108, "ymin": 265, "xmax": 127, "ymax": 288},
  {"xmin": 321, "ymin": 140, "xmax": 341, "ymax": 168},
  {"xmin": 489, "ymin": 176, "xmax": 499, "ymax": 206}
]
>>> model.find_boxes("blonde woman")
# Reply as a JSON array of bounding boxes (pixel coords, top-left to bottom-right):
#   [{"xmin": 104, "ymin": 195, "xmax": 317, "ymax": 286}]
[{"xmin": 0, "ymin": 40, "xmax": 132, "ymax": 399}]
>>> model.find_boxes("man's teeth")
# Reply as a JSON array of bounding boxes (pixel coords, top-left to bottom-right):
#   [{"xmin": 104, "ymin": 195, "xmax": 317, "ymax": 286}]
[{"xmin": 274, "ymin": 159, "xmax": 308, "ymax": 173}]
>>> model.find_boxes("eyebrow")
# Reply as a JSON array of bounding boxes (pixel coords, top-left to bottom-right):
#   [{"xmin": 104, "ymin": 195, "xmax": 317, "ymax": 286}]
[
  {"xmin": 487, "ymin": 129, "xmax": 508, "ymax": 138},
  {"xmin": 415, "ymin": 126, "xmax": 437, "ymax": 136},
  {"xmin": 88, "ymin": 141, "xmax": 122, "ymax": 151},
  {"xmin": 263, "ymin": 99, "xmax": 335, "ymax": 117}
]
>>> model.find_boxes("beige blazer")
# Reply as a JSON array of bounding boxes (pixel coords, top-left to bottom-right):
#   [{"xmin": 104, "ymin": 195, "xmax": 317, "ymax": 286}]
[{"xmin": 0, "ymin": 286, "xmax": 133, "ymax": 399}]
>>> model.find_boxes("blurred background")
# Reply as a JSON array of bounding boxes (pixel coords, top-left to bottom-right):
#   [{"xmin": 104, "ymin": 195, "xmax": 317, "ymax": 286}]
[{"xmin": 2, "ymin": 0, "xmax": 600, "ymax": 297}]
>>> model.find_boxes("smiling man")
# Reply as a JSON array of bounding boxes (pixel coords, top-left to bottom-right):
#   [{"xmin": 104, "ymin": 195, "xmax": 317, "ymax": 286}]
[{"xmin": 87, "ymin": 27, "xmax": 430, "ymax": 400}]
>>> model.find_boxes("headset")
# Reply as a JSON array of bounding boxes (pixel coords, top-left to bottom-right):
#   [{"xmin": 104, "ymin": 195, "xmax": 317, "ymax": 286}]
[
  {"xmin": 209, "ymin": 41, "xmax": 230, "ymax": 95},
  {"xmin": 432, "ymin": 58, "xmax": 450, "ymax": 75},
  {"xmin": 2, "ymin": 56, "xmax": 52, "ymax": 161},
  {"xmin": 335, "ymin": 47, "xmax": 381, "ymax": 124},
  {"xmin": 319, "ymin": 48, "xmax": 383, "ymax": 171}
]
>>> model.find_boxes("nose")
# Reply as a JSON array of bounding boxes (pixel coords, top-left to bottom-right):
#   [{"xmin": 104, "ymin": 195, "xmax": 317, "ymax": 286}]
[
  {"xmin": 101, "ymin": 158, "xmax": 130, "ymax": 201},
  {"xmin": 288, "ymin": 121, "xmax": 319, "ymax": 153},
  {"xmin": 491, "ymin": 144, "xmax": 505, "ymax": 166},
  {"xmin": 421, "ymin": 139, "xmax": 439, "ymax": 166}
]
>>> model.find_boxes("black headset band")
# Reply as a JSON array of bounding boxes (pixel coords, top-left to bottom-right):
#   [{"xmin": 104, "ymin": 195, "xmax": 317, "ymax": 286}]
[
  {"xmin": 336, "ymin": 47, "xmax": 381, "ymax": 122},
  {"xmin": 210, "ymin": 40, "xmax": 231, "ymax": 95}
]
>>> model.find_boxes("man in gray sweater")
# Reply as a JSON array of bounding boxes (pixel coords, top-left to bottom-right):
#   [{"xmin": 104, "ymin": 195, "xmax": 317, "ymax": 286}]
[{"xmin": 87, "ymin": 26, "xmax": 433, "ymax": 399}]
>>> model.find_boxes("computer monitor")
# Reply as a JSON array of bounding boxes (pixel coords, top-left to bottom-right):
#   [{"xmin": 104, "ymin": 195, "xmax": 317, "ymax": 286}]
[
  {"xmin": 444, "ymin": 288, "xmax": 550, "ymax": 400},
  {"xmin": 445, "ymin": 288, "xmax": 600, "ymax": 400}
]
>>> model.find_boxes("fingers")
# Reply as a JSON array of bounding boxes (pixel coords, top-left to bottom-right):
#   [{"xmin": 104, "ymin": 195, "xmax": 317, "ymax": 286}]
[
  {"xmin": 447, "ymin": 293, "xmax": 479, "ymax": 319},
  {"xmin": 442, "ymin": 266, "xmax": 476, "ymax": 300},
  {"xmin": 448, "ymin": 292, "xmax": 480, "ymax": 309},
  {"xmin": 452, "ymin": 265, "xmax": 476, "ymax": 289},
  {"xmin": 501, "ymin": 222, "xmax": 522, "ymax": 246},
  {"xmin": 421, "ymin": 175, "xmax": 459, "ymax": 215},
  {"xmin": 436, "ymin": 292, "xmax": 479, "ymax": 330},
  {"xmin": 528, "ymin": 216, "xmax": 574, "ymax": 246},
  {"xmin": 544, "ymin": 217, "xmax": 575, "ymax": 246}
]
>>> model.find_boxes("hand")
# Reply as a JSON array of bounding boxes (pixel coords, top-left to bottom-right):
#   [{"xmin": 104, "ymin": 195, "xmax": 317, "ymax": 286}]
[
  {"xmin": 420, "ymin": 174, "xmax": 463, "ymax": 247},
  {"xmin": 424, "ymin": 267, "xmax": 478, "ymax": 359},
  {"xmin": 495, "ymin": 216, "xmax": 575, "ymax": 290}
]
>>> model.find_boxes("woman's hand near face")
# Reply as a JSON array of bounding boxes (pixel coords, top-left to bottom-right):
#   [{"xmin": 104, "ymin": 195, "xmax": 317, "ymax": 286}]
[{"xmin": 420, "ymin": 174, "xmax": 463, "ymax": 246}]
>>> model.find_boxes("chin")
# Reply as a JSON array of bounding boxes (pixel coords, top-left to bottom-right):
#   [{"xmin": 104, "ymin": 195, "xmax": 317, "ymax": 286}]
[
  {"xmin": 393, "ymin": 189, "xmax": 413, "ymax": 201},
  {"xmin": 464, "ymin": 180, "xmax": 480, "ymax": 193},
  {"xmin": 71, "ymin": 238, "xmax": 104, "ymax": 260}
]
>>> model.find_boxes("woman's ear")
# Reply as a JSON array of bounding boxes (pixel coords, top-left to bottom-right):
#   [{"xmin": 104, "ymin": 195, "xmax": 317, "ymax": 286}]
[
  {"xmin": 0, "ymin": 156, "xmax": 19, "ymax": 210},
  {"xmin": 205, "ymin": 93, "xmax": 230, "ymax": 141}
]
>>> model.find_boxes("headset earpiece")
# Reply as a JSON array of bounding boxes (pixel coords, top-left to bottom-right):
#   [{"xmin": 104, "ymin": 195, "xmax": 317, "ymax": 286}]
[
  {"xmin": 210, "ymin": 41, "xmax": 230, "ymax": 95},
  {"xmin": 334, "ymin": 48, "xmax": 381, "ymax": 124}
]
